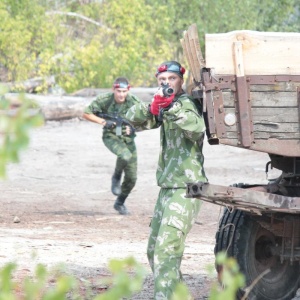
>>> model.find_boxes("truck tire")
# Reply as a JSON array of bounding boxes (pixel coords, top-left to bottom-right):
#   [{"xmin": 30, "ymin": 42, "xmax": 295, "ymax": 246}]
[{"xmin": 215, "ymin": 209, "xmax": 300, "ymax": 300}]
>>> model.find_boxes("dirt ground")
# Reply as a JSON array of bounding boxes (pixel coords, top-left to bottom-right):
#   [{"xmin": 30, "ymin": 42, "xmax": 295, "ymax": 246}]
[{"xmin": 0, "ymin": 118, "xmax": 273, "ymax": 299}]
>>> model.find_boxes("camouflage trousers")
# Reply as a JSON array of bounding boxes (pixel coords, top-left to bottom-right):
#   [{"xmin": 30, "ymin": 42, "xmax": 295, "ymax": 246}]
[
  {"xmin": 103, "ymin": 135, "xmax": 137, "ymax": 196},
  {"xmin": 147, "ymin": 188, "xmax": 202, "ymax": 300}
]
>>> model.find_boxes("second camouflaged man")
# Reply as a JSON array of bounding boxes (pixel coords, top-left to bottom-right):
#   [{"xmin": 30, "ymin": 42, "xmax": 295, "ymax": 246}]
[{"xmin": 83, "ymin": 77, "xmax": 143, "ymax": 215}]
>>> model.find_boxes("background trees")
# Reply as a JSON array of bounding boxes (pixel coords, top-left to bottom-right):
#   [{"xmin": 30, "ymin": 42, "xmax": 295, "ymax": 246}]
[{"xmin": 1, "ymin": 0, "xmax": 299, "ymax": 92}]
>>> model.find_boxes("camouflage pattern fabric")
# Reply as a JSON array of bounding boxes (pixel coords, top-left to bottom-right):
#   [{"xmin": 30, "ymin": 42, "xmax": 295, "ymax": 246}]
[
  {"xmin": 126, "ymin": 93, "xmax": 207, "ymax": 188},
  {"xmin": 147, "ymin": 188, "xmax": 201, "ymax": 299},
  {"xmin": 126, "ymin": 93, "xmax": 208, "ymax": 299},
  {"xmin": 84, "ymin": 92, "xmax": 141, "ymax": 141},
  {"xmin": 103, "ymin": 135, "xmax": 137, "ymax": 196},
  {"xmin": 84, "ymin": 92, "xmax": 142, "ymax": 196}
]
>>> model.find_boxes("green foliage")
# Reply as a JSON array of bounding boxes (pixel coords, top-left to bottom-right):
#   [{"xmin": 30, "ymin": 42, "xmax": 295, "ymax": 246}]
[
  {"xmin": 1, "ymin": 0, "xmax": 299, "ymax": 92},
  {"xmin": 171, "ymin": 282, "xmax": 192, "ymax": 300},
  {"xmin": 0, "ymin": 257, "xmax": 146, "ymax": 300},
  {"xmin": 0, "ymin": 86, "xmax": 44, "ymax": 178},
  {"xmin": 0, "ymin": 0, "xmax": 65, "ymax": 90},
  {"xmin": 209, "ymin": 252, "xmax": 245, "ymax": 300},
  {"xmin": 95, "ymin": 257, "xmax": 147, "ymax": 299},
  {"xmin": 0, "ymin": 253, "xmax": 247, "ymax": 300},
  {"xmin": 0, "ymin": 263, "xmax": 17, "ymax": 298},
  {"xmin": 57, "ymin": 0, "xmax": 173, "ymax": 91},
  {"xmin": 0, "ymin": 262, "xmax": 76, "ymax": 300}
]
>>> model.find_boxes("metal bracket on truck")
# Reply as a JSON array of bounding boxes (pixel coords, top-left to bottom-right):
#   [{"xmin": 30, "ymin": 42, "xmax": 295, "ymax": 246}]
[{"xmin": 186, "ymin": 181, "xmax": 300, "ymax": 215}]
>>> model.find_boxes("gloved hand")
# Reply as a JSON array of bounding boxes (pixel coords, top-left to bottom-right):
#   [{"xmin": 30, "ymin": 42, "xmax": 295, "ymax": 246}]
[
  {"xmin": 104, "ymin": 120, "xmax": 116, "ymax": 129},
  {"xmin": 122, "ymin": 125, "xmax": 133, "ymax": 136},
  {"xmin": 149, "ymin": 94, "xmax": 175, "ymax": 116}
]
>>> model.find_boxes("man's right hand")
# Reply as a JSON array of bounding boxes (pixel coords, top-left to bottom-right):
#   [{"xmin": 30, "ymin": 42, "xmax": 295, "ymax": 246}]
[
  {"xmin": 104, "ymin": 120, "xmax": 116, "ymax": 129},
  {"xmin": 149, "ymin": 94, "xmax": 175, "ymax": 115}
]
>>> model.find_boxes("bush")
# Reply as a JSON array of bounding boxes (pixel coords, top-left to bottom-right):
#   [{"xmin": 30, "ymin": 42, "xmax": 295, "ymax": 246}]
[{"xmin": 0, "ymin": 86, "xmax": 44, "ymax": 177}]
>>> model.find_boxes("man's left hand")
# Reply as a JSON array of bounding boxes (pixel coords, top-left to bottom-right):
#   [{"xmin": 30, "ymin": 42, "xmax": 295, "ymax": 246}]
[{"xmin": 150, "ymin": 94, "xmax": 175, "ymax": 115}]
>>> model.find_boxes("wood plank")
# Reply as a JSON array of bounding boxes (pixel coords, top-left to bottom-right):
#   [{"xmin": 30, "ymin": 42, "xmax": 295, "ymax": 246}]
[
  {"xmin": 252, "ymin": 107, "xmax": 299, "ymax": 121},
  {"xmin": 222, "ymin": 91, "xmax": 298, "ymax": 107},
  {"xmin": 249, "ymin": 82, "xmax": 300, "ymax": 92},
  {"xmin": 188, "ymin": 24, "xmax": 205, "ymax": 69},
  {"xmin": 223, "ymin": 107, "xmax": 299, "ymax": 123},
  {"xmin": 223, "ymin": 122, "xmax": 299, "ymax": 134},
  {"xmin": 254, "ymin": 123, "xmax": 299, "ymax": 133},
  {"xmin": 182, "ymin": 30, "xmax": 198, "ymax": 80},
  {"xmin": 205, "ymin": 31, "xmax": 300, "ymax": 75},
  {"xmin": 180, "ymin": 37, "xmax": 190, "ymax": 73},
  {"xmin": 182, "ymin": 24, "xmax": 206, "ymax": 83},
  {"xmin": 251, "ymin": 92, "xmax": 298, "ymax": 107},
  {"xmin": 224, "ymin": 131, "xmax": 300, "ymax": 140},
  {"xmin": 233, "ymin": 42, "xmax": 244, "ymax": 77},
  {"xmin": 186, "ymin": 24, "xmax": 204, "ymax": 82}
]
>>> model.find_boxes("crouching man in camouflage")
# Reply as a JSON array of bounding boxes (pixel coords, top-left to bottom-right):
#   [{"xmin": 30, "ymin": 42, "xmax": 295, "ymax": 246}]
[
  {"xmin": 126, "ymin": 61, "xmax": 208, "ymax": 299},
  {"xmin": 83, "ymin": 77, "xmax": 142, "ymax": 215}
]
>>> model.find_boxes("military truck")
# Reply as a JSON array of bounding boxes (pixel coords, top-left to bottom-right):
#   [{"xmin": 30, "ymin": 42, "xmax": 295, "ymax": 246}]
[{"xmin": 182, "ymin": 24, "xmax": 300, "ymax": 300}]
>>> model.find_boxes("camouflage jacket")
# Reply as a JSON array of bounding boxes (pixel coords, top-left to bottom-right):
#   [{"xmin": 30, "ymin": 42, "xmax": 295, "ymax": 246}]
[
  {"xmin": 84, "ymin": 92, "xmax": 142, "ymax": 140},
  {"xmin": 126, "ymin": 93, "xmax": 208, "ymax": 188}
]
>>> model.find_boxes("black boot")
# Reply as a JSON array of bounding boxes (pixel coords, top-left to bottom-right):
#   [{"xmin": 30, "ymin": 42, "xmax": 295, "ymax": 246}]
[
  {"xmin": 111, "ymin": 171, "xmax": 122, "ymax": 196},
  {"xmin": 114, "ymin": 194, "xmax": 129, "ymax": 215}
]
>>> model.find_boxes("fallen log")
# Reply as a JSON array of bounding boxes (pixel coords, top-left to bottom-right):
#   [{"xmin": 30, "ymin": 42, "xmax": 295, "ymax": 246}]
[
  {"xmin": 3, "ymin": 88, "xmax": 156, "ymax": 121},
  {"xmin": 4, "ymin": 94, "xmax": 93, "ymax": 121},
  {"xmin": 70, "ymin": 87, "xmax": 157, "ymax": 100}
]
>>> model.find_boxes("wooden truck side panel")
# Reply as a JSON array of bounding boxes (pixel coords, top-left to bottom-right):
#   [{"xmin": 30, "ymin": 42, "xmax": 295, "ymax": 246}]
[
  {"xmin": 182, "ymin": 27, "xmax": 300, "ymax": 157},
  {"xmin": 204, "ymin": 73, "xmax": 300, "ymax": 156}
]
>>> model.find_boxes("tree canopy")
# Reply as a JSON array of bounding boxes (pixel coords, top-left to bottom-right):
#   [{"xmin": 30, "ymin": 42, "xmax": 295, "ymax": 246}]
[{"xmin": 0, "ymin": 0, "xmax": 299, "ymax": 92}]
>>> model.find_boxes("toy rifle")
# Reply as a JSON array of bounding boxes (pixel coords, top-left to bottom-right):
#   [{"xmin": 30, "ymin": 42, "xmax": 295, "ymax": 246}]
[{"xmin": 92, "ymin": 111, "xmax": 135, "ymax": 136}]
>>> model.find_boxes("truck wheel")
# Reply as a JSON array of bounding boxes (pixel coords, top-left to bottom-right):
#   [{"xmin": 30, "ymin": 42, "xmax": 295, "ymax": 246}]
[{"xmin": 215, "ymin": 209, "xmax": 300, "ymax": 300}]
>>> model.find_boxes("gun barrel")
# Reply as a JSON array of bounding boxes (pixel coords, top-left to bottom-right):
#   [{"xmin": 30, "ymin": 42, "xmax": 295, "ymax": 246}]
[{"xmin": 161, "ymin": 83, "xmax": 174, "ymax": 97}]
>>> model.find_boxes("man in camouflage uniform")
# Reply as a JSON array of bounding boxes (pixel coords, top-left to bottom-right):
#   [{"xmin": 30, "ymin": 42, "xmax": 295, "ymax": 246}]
[
  {"xmin": 83, "ymin": 77, "xmax": 143, "ymax": 215},
  {"xmin": 126, "ymin": 61, "xmax": 208, "ymax": 299}
]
